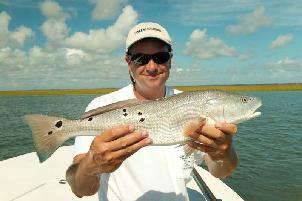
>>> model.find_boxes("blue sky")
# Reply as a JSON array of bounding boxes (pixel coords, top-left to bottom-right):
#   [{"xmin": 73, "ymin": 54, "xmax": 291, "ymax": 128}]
[{"xmin": 0, "ymin": 0, "xmax": 301, "ymax": 90}]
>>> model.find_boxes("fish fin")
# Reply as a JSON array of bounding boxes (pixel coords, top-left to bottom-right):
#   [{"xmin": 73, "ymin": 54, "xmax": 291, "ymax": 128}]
[
  {"xmin": 24, "ymin": 114, "xmax": 71, "ymax": 162},
  {"xmin": 183, "ymin": 144, "xmax": 195, "ymax": 157},
  {"xmin": 181, "ymin": 118, "xmax": 206, "ymax": 159},
  {"xmin": 182, "ymin": 117, "xmax": 206, "ymax": 137},
  {"xmin": 81, "ymin": 99, "xmax": 149, "ymax": 119},
  {"xmin": 178, "ymin": 145, "xmax": 196, "ymax": 174}
]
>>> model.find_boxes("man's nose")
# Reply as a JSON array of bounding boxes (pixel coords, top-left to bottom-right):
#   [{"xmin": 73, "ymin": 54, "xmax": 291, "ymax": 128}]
[
  {"xmin": 145, "ymin": 59, "xmax": 158, "ymax": 74},
  {"xmin": 145, "ymin": 58, "xmax": 157, "ymax": 69}
]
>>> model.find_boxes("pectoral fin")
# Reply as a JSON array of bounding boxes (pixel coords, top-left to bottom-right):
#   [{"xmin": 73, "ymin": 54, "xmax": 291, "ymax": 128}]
[
  {"xmin": 182, "ymin": 117, "xmax": 206, "ymax": 157},
  {"xmin": 182, "ymin": 117, "xmax": 206, "ymax": 137}
]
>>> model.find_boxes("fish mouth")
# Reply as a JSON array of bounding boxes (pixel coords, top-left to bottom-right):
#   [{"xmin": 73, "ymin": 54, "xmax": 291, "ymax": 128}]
[
  {"xmin": 249, "ymin": 111, "xmax": 261, "ymax": 119},
  {"xmin": 235, "ymin": 101, "xmax": 261, "ymax": 124},
  {"xmin": 248, "ymin": 101, "xmax": 262, "ymax": 119}
]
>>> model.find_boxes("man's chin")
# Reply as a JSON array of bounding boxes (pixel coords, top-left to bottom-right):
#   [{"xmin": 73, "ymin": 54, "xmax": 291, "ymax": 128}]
[{"xmin": 148, "ymin": 80, "xmax": 168, "ymax": 89}]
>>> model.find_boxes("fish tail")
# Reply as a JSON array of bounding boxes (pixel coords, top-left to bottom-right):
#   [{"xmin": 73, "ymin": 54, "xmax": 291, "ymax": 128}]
[{"xmin": 24, "ymin": 114, "xmax": 72, "ymax": 162}]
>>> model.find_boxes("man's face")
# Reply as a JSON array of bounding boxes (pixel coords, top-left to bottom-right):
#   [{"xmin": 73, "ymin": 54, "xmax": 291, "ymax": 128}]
[{"xmin": 126, "ymin": 38, "xmax": 171, "ymax": 91}]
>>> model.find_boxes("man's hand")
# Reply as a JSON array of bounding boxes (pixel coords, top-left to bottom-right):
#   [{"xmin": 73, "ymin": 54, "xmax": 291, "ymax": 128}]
[
  {"xmin": 87, "ymin": 124, "xmax": 153, "ymax": 175},
  {"xmin": 186, "ymin": 122, "xmax": 237, "ymax": 159},
  {"xmin": 66, "ymin": 125, "xmax": 152, "ymax": 197},
  {"xmin": 186, "ymin": 121, "xmax": 238, "ymax": 178}
]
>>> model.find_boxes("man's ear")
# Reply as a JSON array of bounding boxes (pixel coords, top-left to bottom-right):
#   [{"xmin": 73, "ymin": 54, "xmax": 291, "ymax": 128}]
[{"xmin": 125, "ymin": 55, "xmax": 131, "ymax": 65}]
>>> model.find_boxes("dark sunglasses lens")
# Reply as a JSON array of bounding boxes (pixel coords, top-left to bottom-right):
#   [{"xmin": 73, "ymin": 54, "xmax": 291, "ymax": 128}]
[
  {"xmin": 131, "ymin": 54, "xmax": 150, "ymax": 66},
  {"xmin": 153, "ymin": 52, "xmax": 170, "ymax": 64},
  {"xmin": 129, "ymin": 52, "xmax": 171, "ymax": 66}
]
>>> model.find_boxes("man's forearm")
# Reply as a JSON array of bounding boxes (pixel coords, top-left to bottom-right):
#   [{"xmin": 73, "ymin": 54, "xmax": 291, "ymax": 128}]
[
  {"xmin": 66, "ymin": 155, "xmax": 100, "ymax": 197},
  {"xmin": 204, "ymin": 145, "xmax": 238, "ymax": 179}
]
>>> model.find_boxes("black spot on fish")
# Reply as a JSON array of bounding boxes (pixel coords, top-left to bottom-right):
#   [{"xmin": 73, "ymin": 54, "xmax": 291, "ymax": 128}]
[
  {"xmin": 139, "ymin": 118, "xmax": 145, "ymax": 122},
  {"xmin": 123, "ymin": 108, "xmax": 127, "ymax": 112},
  {"xmin": 241, "ymin": 97, "xmax": 248, "ymax": 103},
  {"xmin": 123, "ymin": 113, "xmax": 128, "ymax": 117},
  {"xmin": 138, "ymin": 112, "xmax": 142, "ymax": 115},
  {"xmin": 88, "ymin": 117, "xmax": 93, "ymax": 121},
  {"xmin": 55, "ymin": 121, "xmax": 62, "ymax": 128},
  {"xmin": 48, "ymin": 131, "xmax": 53, "ymax": 135}
]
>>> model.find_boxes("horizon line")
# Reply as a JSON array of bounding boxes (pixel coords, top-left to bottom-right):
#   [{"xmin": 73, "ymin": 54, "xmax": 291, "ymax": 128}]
[{"xmin": 1, "ymin": 83, "xmax": 302, "ymax": 96}]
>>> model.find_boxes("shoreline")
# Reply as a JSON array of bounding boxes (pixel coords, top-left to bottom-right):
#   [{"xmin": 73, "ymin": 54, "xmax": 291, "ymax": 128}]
[{"xmin": 1, "ymin": 83, "xmax": 302, "ymax": 96}]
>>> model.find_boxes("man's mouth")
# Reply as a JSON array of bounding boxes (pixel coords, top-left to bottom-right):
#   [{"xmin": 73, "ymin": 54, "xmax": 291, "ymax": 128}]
[{"xmin": 144, "ymin": 73, "xmax": 161, "ymax": 78}]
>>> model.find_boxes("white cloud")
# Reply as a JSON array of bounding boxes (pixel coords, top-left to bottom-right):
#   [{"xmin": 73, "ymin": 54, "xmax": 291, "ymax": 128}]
[
  {"xmin": 0, "ymin": 46, "xmax": 129, "ymax": 89},
  {"xmin": 65, "ymin": 48, "xmax": 90, "ymax": 66},
  {"xmin": 269, "ymin": 33, "xmax": 293, "ymax": 49},
  {"xmin": 91, "ymin": 0, "xmax": 127, "ymax": 20},
  {"xmin": 165, "ymin": 1, "xmax": 302, "ymax": 27},
  {"xmin": 267, "ymin": 58, "xmax": 302, "ymax": 72},
  {"xmin": 10, "ymin": 26, "xmax": 34, "ymax": 47},
  {"xmin": 40, "ymin": 0, "xmax": 70, "ymax": 47},
  {"xmin": 40, "ymin": 0, "xmax": 69, "ymax": 19},
  {"xmin": 64, "ymin": 5, "xmax": 137, "ymax": 53},
  {"xmin": 184, "ymin": 29, "xmax": 237, "ymax": 60},
  {"xmin": 0, "ymin": 11, "xmax": 34, "ymax": 48},
  {"xmin": 0, "ymin": 47, "xmax": 27, "ymax": 70},
  {"xmin": 0, "ymin": 4, "xmax": 139, "ymax": 90},
  {"xmin": 0, "ymin": 12, "xmax": 12, "ymax": 47},
  {"xmin": 0, "ymin": 10, "xmax": 10, "ymax": 29},
  {"xmin": 226, "ymin": 7, "xmax": 272, "ymax": 35},
  {"xmin": 41, "ymin": 19, "xmax": 69, "ymax": 44}
]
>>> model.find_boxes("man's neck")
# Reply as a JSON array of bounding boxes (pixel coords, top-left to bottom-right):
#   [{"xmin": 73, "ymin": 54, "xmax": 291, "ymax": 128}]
[{"xmin": 133, "ymin": 85, "xmax": 166, "ymax": 100}]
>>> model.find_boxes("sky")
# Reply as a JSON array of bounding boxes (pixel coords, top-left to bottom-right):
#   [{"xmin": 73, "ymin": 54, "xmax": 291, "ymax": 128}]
[{"xmin": 0, "ymin": 0, "xmax": 301, "ymax": 90}]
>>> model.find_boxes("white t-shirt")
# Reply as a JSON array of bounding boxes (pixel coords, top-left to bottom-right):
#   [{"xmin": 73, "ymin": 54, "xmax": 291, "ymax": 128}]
[{"xmin": 74, "ymin": 84, "xmax": 204, "ymax": 201}]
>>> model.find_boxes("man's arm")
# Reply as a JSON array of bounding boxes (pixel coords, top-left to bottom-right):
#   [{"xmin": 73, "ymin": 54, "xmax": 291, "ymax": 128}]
[
  {"xmin": 187, "ymin": 122, "xmax": 239, "ymax": 178},
  {"xmin": 66, "ymin": 125, "xmax": 152, "ymax": 197},
  {"xmin": 66, "ymin": 153, "xmax": 100, "ymax": 197}
]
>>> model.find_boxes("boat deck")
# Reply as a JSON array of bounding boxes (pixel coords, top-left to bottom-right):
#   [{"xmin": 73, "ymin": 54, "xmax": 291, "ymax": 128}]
[{"xmin": 0, "ymin": 146, "xmax": 243, "ymax": 201}]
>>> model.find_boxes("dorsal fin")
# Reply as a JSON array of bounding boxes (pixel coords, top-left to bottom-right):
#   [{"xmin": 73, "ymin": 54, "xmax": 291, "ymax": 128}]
[{"xmin": 81, "ymin": 99, "xmax": 148, "ymax": 119}]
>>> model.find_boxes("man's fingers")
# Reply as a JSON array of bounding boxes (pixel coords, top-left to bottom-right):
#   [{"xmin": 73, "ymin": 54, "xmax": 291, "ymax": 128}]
[
  {"xmin": 108, "ymin": 130, "xmax": 150, "ymax": 151},
  {"xmin": 97, "ymin": 124, "xmax": 135, "ymax": 142},
  {"xmin": 194, "ymin": 134, "xmax": 217, "ymax": 148},
  {"xmin": 188, "ymin": 126, "xmax": 226, "ymax": 142},
  {"xmin": 110, "ymin": 137, "xmax": 153, "ymax": 160},
  {"xmin": 201, "ymin": 126, "xmax": 227, "ymax": 141},
  {"xmin": 215, "ymin": 122, "xmax": 237, "ymax": 135},
  {"xmin": 187, "ymin": 140, "xmax": 216, "ymax": 153}
]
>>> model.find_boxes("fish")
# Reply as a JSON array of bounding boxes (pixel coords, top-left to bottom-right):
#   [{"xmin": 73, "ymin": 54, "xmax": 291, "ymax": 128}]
[{"xmin": 24, "ymin": 90, "xmax": 262, "ymax": 162}]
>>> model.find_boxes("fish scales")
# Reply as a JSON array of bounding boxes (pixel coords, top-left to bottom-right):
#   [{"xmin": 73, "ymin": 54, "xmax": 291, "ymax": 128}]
[{"xmin": 24, "ymin": 90, "xmax": 262, "ymax": 162}]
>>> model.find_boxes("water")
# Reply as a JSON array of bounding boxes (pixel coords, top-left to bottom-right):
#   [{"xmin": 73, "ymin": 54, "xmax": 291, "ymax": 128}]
[
  {"xmin": 222, "ymin": 92, "xmax": 302, "ymax": 201},
  {"xmin": 0, "ymin": 94, "xmax": 95, "ymax": 159},
  {"xmin": 0, "ymin": 92, "xmax": 301, "ymax": 201}
]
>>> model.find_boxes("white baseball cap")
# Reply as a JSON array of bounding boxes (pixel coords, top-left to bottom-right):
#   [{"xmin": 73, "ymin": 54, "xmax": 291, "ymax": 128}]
[{"xmin": 126, "ymin": 22, "xmax": 172, "ymax": 51}]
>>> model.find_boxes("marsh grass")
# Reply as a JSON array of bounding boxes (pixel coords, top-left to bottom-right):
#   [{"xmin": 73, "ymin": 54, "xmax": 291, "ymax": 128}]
[{"xmin": 1, "ymin": 83, "xmax": 301, "ymax": 96}]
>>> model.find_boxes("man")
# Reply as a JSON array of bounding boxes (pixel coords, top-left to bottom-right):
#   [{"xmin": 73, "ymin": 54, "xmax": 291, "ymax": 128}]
[{"xmin": 66, "ymin": 22, "xmax": 238, "ymax": 201}]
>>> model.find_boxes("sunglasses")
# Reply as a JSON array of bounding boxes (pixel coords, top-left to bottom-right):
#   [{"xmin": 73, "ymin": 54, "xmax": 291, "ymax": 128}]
[{"xmin": 127, "ymin": 52, "xmax": 172, "ymax": 66}]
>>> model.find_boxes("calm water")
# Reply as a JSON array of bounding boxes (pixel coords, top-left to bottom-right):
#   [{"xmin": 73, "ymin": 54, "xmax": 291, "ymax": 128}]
[{"xmin": 0, "ymin": 92, "xmax": 301, "ymax": 201}]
